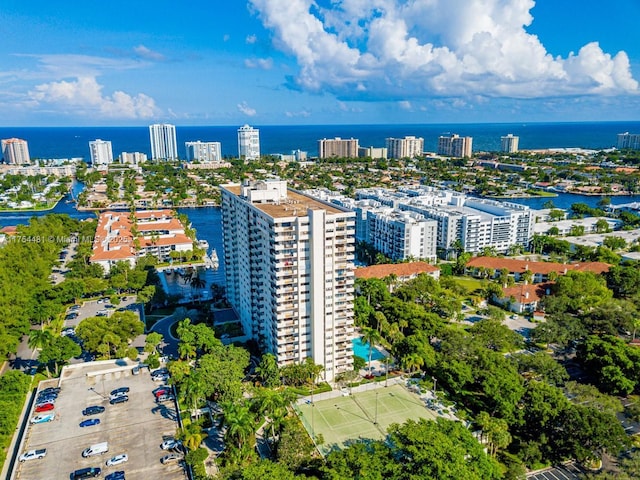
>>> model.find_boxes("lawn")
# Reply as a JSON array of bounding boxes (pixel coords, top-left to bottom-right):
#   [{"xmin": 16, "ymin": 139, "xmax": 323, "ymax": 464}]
[
  {"xmin": 447, "ymin": 275, "xmax": 488, "ymax": 293},
  {"xmin": 294, "ymin": 383, "xmax": 436, "ymax": 456}
]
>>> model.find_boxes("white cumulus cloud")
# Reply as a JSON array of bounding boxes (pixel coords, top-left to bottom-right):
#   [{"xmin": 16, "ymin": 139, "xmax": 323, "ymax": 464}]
[
  {"xmin": 249, "ymin": 0, "xmax": 638, "ymax": 100},
  {"xmin": 237, "ymin": 101, "xmax": 257, "ymax": 116},
  {"xmin": 30, "ymin": 76, "xmax": 158, "ymax": 119},
  {"xmin": 244, "ymin": 57, "xmax": 274, "ymax": 70},
  {"xmin": 133, "ymin": 45, "xmax": 166, "ymax": 62}
]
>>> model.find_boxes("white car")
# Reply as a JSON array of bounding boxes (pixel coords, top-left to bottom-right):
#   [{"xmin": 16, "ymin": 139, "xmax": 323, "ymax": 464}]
[
  {"xmin": 30, "ymin": 413, "xmax": 55, "ymax": 424},
  {"xmin": 106, "ymin": 453, "xmax": 128, "ymax": 466},
  {"xmin": 160, "ymin": 438, "xmax": 182, "ymax": 450},
  {"xmin": 19, "ymin": 449, "xmax": 47, "ymax": 462}
]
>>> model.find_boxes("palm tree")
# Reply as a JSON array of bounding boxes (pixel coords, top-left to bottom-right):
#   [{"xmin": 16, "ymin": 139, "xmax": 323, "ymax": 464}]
[
  {"xmin": 254, "ymin": 389, "xmax": 287, "ymax": 442},
  {"xmin": 402, "ymin": 352, "xmax": 425, "ymax": 375},
  {"xmin": 177, "ymin": 342, "xmax": 196, "ymax": 361},
  {"xmin": 221, "ymin": 402, "xmax": 255, "ymax": 450},
  {"xmin": 361, "ymin": 327, "xmax": 382, "ymax": 374},
  {"xmin": 28, "ymin": 329, "xmax": 52, "ymax": 354}
]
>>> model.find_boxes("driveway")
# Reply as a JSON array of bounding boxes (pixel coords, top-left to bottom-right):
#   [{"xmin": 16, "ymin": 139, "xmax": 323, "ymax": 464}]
[{"xmin": 149, "ymin": 316, "xmax": 179, "ymax": 359}]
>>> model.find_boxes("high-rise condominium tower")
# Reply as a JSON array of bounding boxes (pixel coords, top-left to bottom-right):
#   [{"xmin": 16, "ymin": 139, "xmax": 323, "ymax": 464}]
[
  {"xmin": 501, "ymin": 134, "xmax": 519, "ymax": 153},
  {"xmin": 89, "ymin": 139, "xmax": 113, "ymax": 167},
  {"xmin": 221, "ymin": 179, "xmax": 355, "ymax": 382},
  {"xmin": 149, "ymin": 124, "xmax": 178, "ymax": 160},
  {"xmin": 618, "ymin": 132, "xmax": 640, "ymax": 150},
  {"xmin": 437, "ymin": 134, "xmax": 473, "ymax": 158},
  {"xmin": 385, "ymin": 136, "xmax": 424, "ymax": 159},
  {"xmin": 185, "ymin": 141, "xmax": 222, "ymax": 162},
  {"xmin": 318, "ymin": 137, "xmax": 359, "ymax": 158},
  {"xmin": 1, "ymin": 138, "xmax": 30, "ymax": 164},
  {"xmin": 237, "ymin": 125, "xmax": 260, "ymax": 160}
]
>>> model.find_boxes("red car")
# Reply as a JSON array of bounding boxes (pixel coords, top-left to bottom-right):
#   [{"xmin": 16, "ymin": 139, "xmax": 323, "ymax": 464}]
[{"xmin": 35, "ymin": 403, "xmax": 54, "ymax": 412}]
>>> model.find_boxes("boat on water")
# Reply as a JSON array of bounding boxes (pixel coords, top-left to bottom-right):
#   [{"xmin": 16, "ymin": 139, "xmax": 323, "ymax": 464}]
[
  {"xmin": 206, "ymin": 248, "xmax": 219, "ymax": 270},
  {"xmin": 197, "ymin": 239, "xmax": 209, "ymax": 250}
]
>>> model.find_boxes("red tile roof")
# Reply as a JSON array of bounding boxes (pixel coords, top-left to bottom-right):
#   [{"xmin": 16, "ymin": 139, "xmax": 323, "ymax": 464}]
[
  {"xmin": 0, "ymin": 226, "xmax": 17, "ymax": 235},
  {"xmin": 355, "ymin": 262, "xmax": 440, "ymax": 280},
  {"xmin": 502, "ymin": 282, "xmax": 553, "ymax": 304},
  {"xmin": 466, "ymin": 256, "xmax": 610, "ymax": 276}
]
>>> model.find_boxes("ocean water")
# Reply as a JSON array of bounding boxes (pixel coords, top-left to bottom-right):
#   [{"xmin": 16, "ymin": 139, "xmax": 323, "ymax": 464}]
[{"xmin": 2, "ymin": 121, "xmax": 640, "ymax": 160}]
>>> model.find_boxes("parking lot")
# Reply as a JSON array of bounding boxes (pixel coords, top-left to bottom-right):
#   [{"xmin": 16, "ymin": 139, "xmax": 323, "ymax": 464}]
[
  {"xmin": 527, "ymin": 463, "xmax": 586, "ymax": 480},
  {"xmin": 64, "ymin": 297, "xmax": 141, "ymax": 330},
  {"xmin": 14, "ymin": 361, "xmax": 184, "ymax": 480}
]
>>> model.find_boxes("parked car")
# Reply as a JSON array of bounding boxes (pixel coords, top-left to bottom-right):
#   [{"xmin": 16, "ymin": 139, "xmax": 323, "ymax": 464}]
[
  {"xmin": 110, "ymin": 387, "xmax": 130, "ymax": 396},
  {"xmin": 71, "ymin": 467, "xmax": 101, "ymax": 479},
  {"xmin": 40, "ymin": 387, "xmax": 61, "ymax": 395},
  {"xmin": 82, "ymin": 442, "xmax": 109, "ymax": 457},
  {"xmin": 68, "ymin": 305, "xmax": 81, "ymax": 311},
  {"xmin": 152, "ymin": 373, "xmax": 169, "ymax": 382},
  {"xmin": 80, "ymin": 418, "xmax": 101, "ymax": 428},
  {"xmin": 83, "ymin": 405, "xmax": 106, "ymax": 416},
  {"xmin": 156, "ymin": 394, "xmax": 175, "ymax": 403},
  {"xmin": 106, "ymin": 453, "xmax": 128, "ymax": 466},
  {"xmin": 160, "ymin": 453, "xmax": 183, "ymax": 465},
  {"xmin": 35, "ymin": 402, "xmax": 54, "ymax": 412},
  {"xmin": 30, "ymin": 413, "xmax": 55, "ymax": 424},
  {"xmin": 19, "ymin": 449, "xmax": 47, "ymax": 462},
  {"xmin": 61, "ymin": 327, "xmax": 76, "ymax": 336},
  {"xmin": 151, "ymin": 368, "xmax": 168, "ymax": 376},
  {"xmin": 160, "ymin": 438, "xmax": 182, "ymax": 450},
  {"xmin": 37, "ymin": 392, "xmax": 58, "ymax": 402},
  {"xmin": 105, "ymin": 471, "xmax": 125, "ymax": 480},
  {"xmin": 36, "ymin": 399, "xmax": 56, "ymax": 408},
  {"xmin": 65, "ymin": 312, "xmax": 79, "ymax": 320},
  {"xmin": 153, "ymin": 387, "xmax": 171, "ymax": 397},
  {"xmin": 110, "ymin": 395, "xmax": 128, "ymax": 405},
  {"xmin": 96, "ymin": 310, "xmax": 108, "ymax": 316}
]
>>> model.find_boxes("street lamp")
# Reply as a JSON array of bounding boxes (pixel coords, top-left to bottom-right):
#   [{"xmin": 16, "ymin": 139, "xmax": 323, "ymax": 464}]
[
  {"xmin": 374, "ymin": 391, "xmax": 379, "ymax": 425},
  {"xmin": 432, "ymin": 376, "xmax": 437, "ymax": 396}
]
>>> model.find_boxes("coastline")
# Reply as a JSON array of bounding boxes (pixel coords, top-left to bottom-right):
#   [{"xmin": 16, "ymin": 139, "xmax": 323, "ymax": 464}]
[{"xmin": 0, "ymin": 196, "xmax": 63, "ymax": 214}]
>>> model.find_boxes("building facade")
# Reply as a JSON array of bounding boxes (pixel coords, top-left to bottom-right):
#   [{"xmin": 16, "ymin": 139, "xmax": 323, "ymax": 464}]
[
  {"xmin": 90, "ymin": 210, "xmax": 193, "ymax": 274},
  {"xmin": 185, "ymin": 141, "xmax": 222, "ymax": 162},
  {"xmin": 1, "ymin": 138, "xmax": 31, "ymax": 165},
  {"xmin": 501, "ymin": 134, "xmax": 519, "ymax": 153},
  {"xmin": 149, "ymin": 124, "xmax": 178, "ymax": 160},
  {"xmin": 367, "ymin": 209, "xmax": 438, "ymax": 262},
  {"xmin": 237, "ymin": 125, "xmax": 260, "ymax": 160},
  {"xmin": 120, "ymin": 152, "xmax": 148, "ymax": 165},
  {"xmin": 437, "ymin": 134, "xmax": 473, "ymax": 158},
  {"xmin": 358, "ymin": 146, "xmax": 387, "ymax": 159},
  {"xmin": 221, "ymin": 179, "xmax": 355, "ymax": 382},
  {"xmin": 318, "ymin": 137, "xmax": 359, "ymax": 159},
  {"xmin": 89, "ymin": 139, "xmax": 113, "ymax": 167},
  {"xmin": 618, "ymin": 132, "xmax": 640, "ymax": 150},
  {"xmin": 385, "ymin": 136, "xmax": 424, "ymax": 159}
]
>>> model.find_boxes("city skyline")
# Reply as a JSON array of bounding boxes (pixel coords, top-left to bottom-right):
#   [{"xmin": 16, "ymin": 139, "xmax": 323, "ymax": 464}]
[{"xmin": 1, "ymin": 1, "xmax": 639, "ymax": 127}]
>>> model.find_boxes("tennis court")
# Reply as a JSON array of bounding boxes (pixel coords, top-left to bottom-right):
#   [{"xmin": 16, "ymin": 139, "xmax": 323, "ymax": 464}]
[{"xmin": 295, "ymin": 383, "xmax": 436, "ymax": 456}]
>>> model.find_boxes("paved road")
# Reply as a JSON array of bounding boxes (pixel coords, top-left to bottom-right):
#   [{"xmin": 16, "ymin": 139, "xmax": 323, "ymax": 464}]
[
  {"xmin": 527, "ymin": 462, "xmax": 586, "ymax": 480},
  {"xmin": 149, "ymin": 315, "xmax": 179, "ymax": 358}
]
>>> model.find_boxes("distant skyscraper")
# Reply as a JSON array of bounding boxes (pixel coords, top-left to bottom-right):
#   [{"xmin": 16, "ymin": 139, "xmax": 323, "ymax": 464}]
[
  {"xmin": 221, "ymin": 179, "xmax": 355, "ymax": 382},
  {"xmin": 1, "ymin": 138, "xmax": 30, "ymax": 164},
  {"xmin": 185, "ymin": 141, "xmax": 222, "ymax": 162},
  {"xmin": 89, "ymin": 139, "xmax": 113, "ymax": 167},
  {"xmin": 501, "ymin": 134, "xmax": 519, "ymax": 153},
  {"xmin": 386, "ymin": 136, "xmax": 424, "ymax": 159},
  {"xmin": 149, "ymin": 124, "xmax": 178, "ymax": 160},
  {"xmin": 237, "ymin": 125, "xmax": 260, "ymax": 160},
  {"xmin": 120, "ymin": 152, "xmax": 147, "ymax": 165},
  {"xmin": 318, "ymin": 137, "xmax": 359, "ymax": 158},
  {"xmin": 437, "ymin": 134, "xmax": 473, "ymax": 158},
  {"xmin": 618, "ymin": 132, "xmax": 640, "ymax": 150}
]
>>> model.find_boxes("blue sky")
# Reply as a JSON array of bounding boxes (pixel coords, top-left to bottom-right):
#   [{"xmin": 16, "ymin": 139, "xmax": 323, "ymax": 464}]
[{"xmin": 1, "ymin": 0, "xmax": 639, "ymax": 126}]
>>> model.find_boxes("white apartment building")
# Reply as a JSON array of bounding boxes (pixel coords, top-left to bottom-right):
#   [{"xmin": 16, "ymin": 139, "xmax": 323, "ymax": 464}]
[
  {"xmin": 120, "ymin": 152, "xmax": 147, "ymax": 165},
  {"xmin": 358, "ymin": 146, "xmax": 388, "ymax": 159},
  {"xmin": 437, "ymin": 134, "xmax": 473, "ymax": 158},
  {"xmin": 501, "ymin": 134, "xmax": 519, "ymax": 153},
  {"xmin": 89, "ymin": 139, "xmax": 113, "ymax": 167},
  {"xmin": 149, "ymin": 124, "xmax": 178, "ymax": 160},
  {"xmin": 357, "ymin": 187, "xmax": 533, "ymax": 256},
  {"xmin": 367, "ymin": 209, "xmax": 438, "ymax": 262},
  {"xmin": 185, "ymin": 141, "xmax": 222, "ymax": 162},
  {"xmin": 221, "ymin": 179, "xmax": 355, "ymax": 382},
  {"xmin": 238, "ymin": 125, "xmax": 260, "ymax": 160},
  {"xmin": 318, "ymin": 137, "xmax": 359, "ymax": 159},
  {"xmin": 1, "ymin": 138, "xmax": 31, "ymax": 165},
  {"xmin": 618, "ymin": 132, "xmax": 640, "ymax": 150},
  {"xmin": 386, "ymin": 136, "xmax": 424, "ymax": 159}
]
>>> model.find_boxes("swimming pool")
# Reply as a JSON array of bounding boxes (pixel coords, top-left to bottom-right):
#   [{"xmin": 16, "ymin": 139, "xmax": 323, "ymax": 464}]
[{"xmin": 352, "ymin": 337, "xmax": 386, "ymax": 361}]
